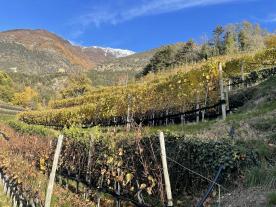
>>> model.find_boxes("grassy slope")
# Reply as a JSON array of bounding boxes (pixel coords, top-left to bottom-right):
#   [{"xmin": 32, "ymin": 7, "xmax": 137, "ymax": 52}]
[{"xmin": 0, "ymin": 182, "xmax": 11, "ymax": 207}]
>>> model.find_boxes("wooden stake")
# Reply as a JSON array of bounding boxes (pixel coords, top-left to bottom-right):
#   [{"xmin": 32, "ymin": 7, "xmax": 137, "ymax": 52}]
[
  {"xmin": 202, "ymin": 82, "xmax": 209, "ymax": 122},
  {"xmin": 165, "ymin": 110, "xmax": 169, "ymax": 125},
  {"xmin": 224, "ymin": 87, "xmax": 230, "ymax": 111},
  {"xmin": 45, "ymin": 135, "xmax": 64, "ymax": 207},
  {"xmin": 228, "ymin": 79, "xmax": 232, "ymax": 91},
  {"xmin": 241, "ymin": 62, "xmax": 245, "ymax": 88},
  {"xmin": 159, "ymin": 132, "xmax": 173, "ymax": 206},
  {"xmin": 126, "ymin": 94, "xmax": 131, "ymax": 132},
  {"xmin": 218, "ymin": 62, "xmax": 226, "ymax": 120},
  {"xmin": 196, "ymin": 92, "xmax": 200, "ymax": 123},
  {"xmin": 86, "ymin": 135, "xmax": 95, "ymax": 185}
]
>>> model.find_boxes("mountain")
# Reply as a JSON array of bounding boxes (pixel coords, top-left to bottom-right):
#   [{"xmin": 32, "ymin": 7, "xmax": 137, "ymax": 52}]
[
  {"xmin": 94, "ymin": 49, "xmax": 155, "ymax": 72},
  {"xmin": 85, "ymin": 46, "xmax": 135, "ymax": 58},
  {"xmin": 0, "ymin": 29, "xmax": 134, "ymax": 74},
  {"xmin": 93, "ymin": 42, "xmax": 186, "ymax": 72},
  {"xmin": 0, "ymin": 29, "xmax": 186, "ymax": 76}
]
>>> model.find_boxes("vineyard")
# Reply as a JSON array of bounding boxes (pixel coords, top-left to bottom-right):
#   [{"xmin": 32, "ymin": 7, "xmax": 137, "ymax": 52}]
[
  {"xmin": 18, "ymin": 48, "xmax": 276, "ymax": 128},
  {"xmin": 0, "ymin": 101, "xmax": 24, "ymax": 116},
  {"xmin": 0, "ymin": 48, "xmax": 276, "ymax": 207}
]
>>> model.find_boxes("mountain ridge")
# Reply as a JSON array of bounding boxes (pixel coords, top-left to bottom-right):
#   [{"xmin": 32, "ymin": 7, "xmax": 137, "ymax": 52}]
[{"xmin": 0, "ymin": 29, "xmax": 135, "ymax": 74}]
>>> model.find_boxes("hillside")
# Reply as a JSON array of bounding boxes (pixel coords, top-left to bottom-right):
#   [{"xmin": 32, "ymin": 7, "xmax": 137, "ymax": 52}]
[
  {"xmin": 93, "ymin": 49, "xmax": 155, "ymax": 72},
  {"xmin": 0, "ymin": 21, "xmax": 275, "ymax": 207},
  {"xmin": 0, "ymin": 29, "xmax": 135, "ymax": 74},
  {"xmin": 1, "ymin": 75, "xmax": 275, "ymax": 207},
  {"xmin": 0, "ymin": 29, "xmax": 190, "ymax": 76},
  {"xmin": 93, "ymin": 42, "xmax": 187, "ymax": 72}
]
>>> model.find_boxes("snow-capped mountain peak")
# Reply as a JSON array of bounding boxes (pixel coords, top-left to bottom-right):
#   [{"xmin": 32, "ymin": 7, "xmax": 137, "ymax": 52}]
[{"xmin": 90, "ymin": 46, "xmax": 135, "ymax": 58}]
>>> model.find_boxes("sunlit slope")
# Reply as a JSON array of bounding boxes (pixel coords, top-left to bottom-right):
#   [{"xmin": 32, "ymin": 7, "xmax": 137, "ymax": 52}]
[{"xmin": 18, "ymin": 48, "xmax": 276, "ymax": 127}]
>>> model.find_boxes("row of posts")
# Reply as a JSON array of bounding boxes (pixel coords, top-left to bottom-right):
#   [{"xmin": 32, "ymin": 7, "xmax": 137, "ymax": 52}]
[
  {"xmin": 125, "ymin": 61, "xmax": 239, "ymax": 129},
  {"xmin": 40, "ymin": 131, "xmax": 174, "ymax": 207},
  {"xmin": 44, "ymin": 61, "xmax": 246, "ymax": 206},
  {"xmin": 0, "ymin": 170, "xmax": 39, "ymax": 207}
]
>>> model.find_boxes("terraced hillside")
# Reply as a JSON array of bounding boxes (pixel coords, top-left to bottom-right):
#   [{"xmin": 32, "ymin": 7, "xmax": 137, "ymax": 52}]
[
  {"xmin": 18, "ymin": 48, "xmax": 276, "ymax": 127},
  {"xmin": 0, "ymin": 76, "xmax": 275, "ymax": 207},
  {"xmin": 0, "ymin": 100, "xmax": 24, "ymax": 115}
]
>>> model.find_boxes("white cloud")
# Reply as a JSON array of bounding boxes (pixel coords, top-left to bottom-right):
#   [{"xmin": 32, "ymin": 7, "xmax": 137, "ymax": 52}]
[
  {"xmin": 257, "ymin": 14, "xmax": 276, "ymax": 23},
  {"xmin": 268, "ymin": 15, "xmax": 276, "ymax": 22},
  {"xmin": 76, "ymin": 0, "xmax": 248, "ymax": 27}
]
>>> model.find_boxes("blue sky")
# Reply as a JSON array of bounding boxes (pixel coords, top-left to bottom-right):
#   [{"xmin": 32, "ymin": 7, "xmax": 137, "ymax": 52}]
[{"xmin": 0, "ymin": 0, "xmax": 275, "ymax": 52}]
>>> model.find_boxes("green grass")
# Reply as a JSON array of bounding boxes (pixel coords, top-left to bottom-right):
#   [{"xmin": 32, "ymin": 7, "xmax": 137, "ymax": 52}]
[
  {"xmin": 245, "ymin": 166, "xmax": 276, "ymax": 189},
  {"xmin": 268, "ymin": 192, "xmax": 276, "ymax": 206},
  {"xmin": 0, "ymin": 114, "xmax": 15, "ymax": 122},
  {"xmin": 227, "ymin": 76, "xmax": 276, "ymax": 121},
  {"xmin": 226, "ymin": 100, "xmax": 276, "ymax": 122},
  {"xmin": 143, "ymin": 77, "xmax": 276, "ymax": 136},
  {"xmin": 237, "ymin": 139, "xmax": 272, "ymax": 158},
  {"xmin": 266, "ymin": 132, "xmax": 276, "ymax": 144}
]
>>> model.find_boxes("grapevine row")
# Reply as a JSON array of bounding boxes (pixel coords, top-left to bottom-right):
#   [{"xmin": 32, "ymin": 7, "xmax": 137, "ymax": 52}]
[{"xmin": 18, "ymin": 48, "xmax": 276, "ymax": 127}]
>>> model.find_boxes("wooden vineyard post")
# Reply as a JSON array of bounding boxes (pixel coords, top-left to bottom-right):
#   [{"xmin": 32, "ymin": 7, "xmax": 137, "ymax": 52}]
[
  {"xmin": 196, "ymin": 91, "xmax": 200, "ymax": 123},
  {"xmin": 126, "ymin": 94, "xmax": 131, "ymax": 132},
  {"xmin": 224, "ymin": 87, "xmax": 230, "ymax": 111},
  {"xmin": 86, "ymin": 135, "xmax": 95, "ymax": 186},
  {"xmin": 218, "ymin": 62, "xmax": 226, "ymax": 120},
  {"xmin": 115, "ymin": 168, "xmax": 121, "ymax": 207},
  {"xmin": 159, "ymin": 132, "xmax": 173, "ymax": 207},
  {"xmin": 181, "ymin": 107, "xmax": 186, "ymax": 125},
  {"xmin": 45, "ymin": 135, "xmax": 64, "ymax": 207},
  {"xmin": 166, "ymin": 110, "xmax": 169, "ymax": 125},
  {"xmin": 181, "ymin": 114, "xmax": 185, "ymax": 125},
  {"xmin": 202, "ymin": 82, "xmax": 209, "ymax": 122},
  {"xmin": 241, "ymin": 61, "xmax": 245, "ymax": 88},
  {"xmin": 228, "ymin": 79, "xmax": 232, "ymax": 91}
]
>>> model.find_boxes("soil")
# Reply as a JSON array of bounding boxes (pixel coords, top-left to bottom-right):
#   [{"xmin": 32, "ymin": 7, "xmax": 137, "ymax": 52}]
[{"xmin": 220, "ymin": 187, "xmax": 275, "ymax": 207}]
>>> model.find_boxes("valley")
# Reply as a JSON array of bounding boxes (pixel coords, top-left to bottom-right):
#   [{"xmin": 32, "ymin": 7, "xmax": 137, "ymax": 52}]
[{"xmin": 0, "ymin": 21, "xmax": 275, "ymax": 207}]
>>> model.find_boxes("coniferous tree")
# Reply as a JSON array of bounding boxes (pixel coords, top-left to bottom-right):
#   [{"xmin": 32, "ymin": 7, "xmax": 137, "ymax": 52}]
[
  {"xmin": 238, "ymin": 29, "xmax": 247, "ymax": 51},
  {"xmin": 140, "ymin": 46, "xmax": 175, "ymax": 76},
  {"xmin": 224, "ymin": 31, "xmax": 238, "ymax": 54},
  {"xmin": 213, "ymin": 25, "xmax": 224, "ymax": 55},
  {"xmin": 174, "ymin": 39, "xmax": 200, "ymax": 65}
]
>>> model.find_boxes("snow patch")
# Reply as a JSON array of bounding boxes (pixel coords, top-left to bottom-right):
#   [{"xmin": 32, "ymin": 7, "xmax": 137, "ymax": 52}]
[{"xmin": 90, "ymin": 46, "xmax": 135, "ymax": 58}]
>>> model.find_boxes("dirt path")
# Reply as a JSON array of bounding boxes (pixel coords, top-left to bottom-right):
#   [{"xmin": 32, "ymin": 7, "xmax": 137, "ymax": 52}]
[{"xmin": 221, "ymin": 187, "xmax": 273, "ymax": 207}]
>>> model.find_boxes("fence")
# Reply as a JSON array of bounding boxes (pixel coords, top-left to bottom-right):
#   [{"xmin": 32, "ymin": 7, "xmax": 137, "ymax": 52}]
[
  {"xmin": 0, "ymin": 167, "xmax": 41, "ymax": 207},
  {"xmin": 80, "ymin": 66, "xmax": 276, "ymax": 129}
]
